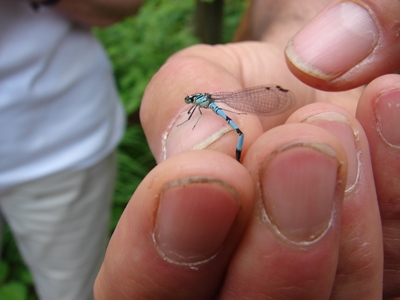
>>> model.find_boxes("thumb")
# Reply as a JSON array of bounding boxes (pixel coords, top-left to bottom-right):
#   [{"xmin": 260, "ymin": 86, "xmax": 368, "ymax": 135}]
[{"xmin": 285, "ymin": 0, "xmax": 400, "ymax": 91}]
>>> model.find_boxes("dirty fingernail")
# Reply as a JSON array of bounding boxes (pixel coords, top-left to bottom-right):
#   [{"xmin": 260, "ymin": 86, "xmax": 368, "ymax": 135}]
[{"xmin": 154, "ymin": 177, "xmax": 240, "ymax": 266}]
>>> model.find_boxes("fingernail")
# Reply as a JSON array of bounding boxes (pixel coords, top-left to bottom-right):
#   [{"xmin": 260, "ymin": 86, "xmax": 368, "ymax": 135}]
[
  {"xmin": 374, "ymin": 90, "xmax": 400, "ymax": 147},
  {"xmin": 154, "ymin": 177, "xmax": 240, "ymax": 266},
  {"xmin": 261, "ymin": 143, "xmax": 340, "ymax": 243},
  {"xmin": 163, "ymin": 107, "xmax": 236, "ymax": 160},
  {"xmin": 303, "ymin": 112, "xmax": 360, "ymax": 193},
  {"xmin": 286, "ymin": 2, "xmax": 379, "ymax": 81}
]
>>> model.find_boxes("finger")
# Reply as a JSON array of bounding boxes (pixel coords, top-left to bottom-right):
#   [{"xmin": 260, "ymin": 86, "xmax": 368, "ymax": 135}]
[
  {"xmin": 216, "ymin": 124, "xmax": 347, "ymax": 299},
  {"xmin": 94, "ymin": 151, "xmax": 255, "ymax": 299},
  {"xmin": 285, "ymin": 0, "xmax": 400, "ymax": 91},
  {"xmin": 356, "ymin": 74, "xmax": 400, "ymax": 299},
  {"xmin": 140, "ymin": 43, "xmax": 307, "ymax": 163},
  {"xmin": 287, "ymin": 103, "xmax": 383, "ymax": 299}
]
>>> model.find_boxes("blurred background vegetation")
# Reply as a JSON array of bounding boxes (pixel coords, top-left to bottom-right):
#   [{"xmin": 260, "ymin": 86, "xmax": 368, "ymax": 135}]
[{"xmin": 0, "ymin": 0, "xmax": 246, "ymax": 299}]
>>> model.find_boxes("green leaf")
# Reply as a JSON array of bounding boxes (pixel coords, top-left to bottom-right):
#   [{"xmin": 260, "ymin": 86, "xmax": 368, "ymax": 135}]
[
  {"xmin": 0, "ymin": 261, "xmax": 9, "ymax": 282},
  {"xmin": 0, "ymin": 282, "xmax": 27, "ymax": 300}
]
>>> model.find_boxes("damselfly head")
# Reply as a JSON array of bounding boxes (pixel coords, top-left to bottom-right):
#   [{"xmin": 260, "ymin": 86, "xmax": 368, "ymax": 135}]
[
  {"xmin": 184, "ymin": 95, "xmax": 193, "ymax": 104},
  {"xmin": 184, "ymin": 93, "xmax": 203, "ymax": 104}
]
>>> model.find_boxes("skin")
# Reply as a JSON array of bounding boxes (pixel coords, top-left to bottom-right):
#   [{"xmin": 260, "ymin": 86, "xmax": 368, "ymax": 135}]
[{"xmin": 95, "ymin": 0, "xmax": 400, "ymax": 299}]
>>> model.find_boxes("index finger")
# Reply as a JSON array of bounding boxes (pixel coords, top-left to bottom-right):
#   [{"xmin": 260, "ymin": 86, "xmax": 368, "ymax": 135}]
[{"xmin": 140, "ymin": 42, "xmax": 307, "ymax": 162}]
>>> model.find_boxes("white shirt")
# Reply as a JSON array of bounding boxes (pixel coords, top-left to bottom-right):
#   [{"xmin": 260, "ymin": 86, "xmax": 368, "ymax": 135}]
[{"xmin": 0, "ymin": 0, "xmax": 125, "ymax": 190}]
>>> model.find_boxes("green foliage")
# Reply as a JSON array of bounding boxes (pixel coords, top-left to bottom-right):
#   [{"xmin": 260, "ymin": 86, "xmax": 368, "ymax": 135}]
[
  {"xmin": 222, "ymin": 0, "xmax": 247, "ymax": 42},
  {"xmin": 111, "ymin": 125, "xmax": 156, "ymax": 229},
  {"xmin": 0, "ymin": 282, "xmax": 27, "ymax": 300},
  {"xmin": 94, "ymin": 0, "xmax": 200, "ymax": 114},
  {"xmin": 0, "ymin": 227, "xmax": 36, "ymax": 300}
]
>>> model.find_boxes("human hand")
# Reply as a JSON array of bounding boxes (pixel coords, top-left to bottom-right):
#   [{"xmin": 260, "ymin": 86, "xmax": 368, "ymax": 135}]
[
  {"xmin": 94, "ymin": 29, "xmax": 381, "ymax": 300},
  {"xmin": 94, "ymin": 0, "xmax": 399, "ymax": 299}
]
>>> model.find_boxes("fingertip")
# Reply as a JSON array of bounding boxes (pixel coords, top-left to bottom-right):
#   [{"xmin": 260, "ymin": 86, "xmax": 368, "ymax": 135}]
[
  {"xmin": 357, "ymin": 74, "xmax": 400, "ymax": 205},
  {"xmin": 220, "ymin": 124, "xmax": 346, "ymax": 299},
  {"xmin": 357, "ymin": 74, "xmax": 400, "ymax": 149},
  {"xmin": 285, "ymin": 0, "xmax": 400, "ymax": 91},
  {"xmin": 358, "ymin": 73, "xmax": 400, "ymax": 300},
  {"xmin": 140, "ymin": 48, "xmax": 248, "ymax": 162},
  {"xmin": 283, "ymin": 102, "xmax": 384, "ymax": 298},
  {"xmin": 95, "ymin": 151, "xmax": 255, "ymax": 299},
  {"xmin": 244, "ymin": 124, "xmax": 349, "ymax": 249}
]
